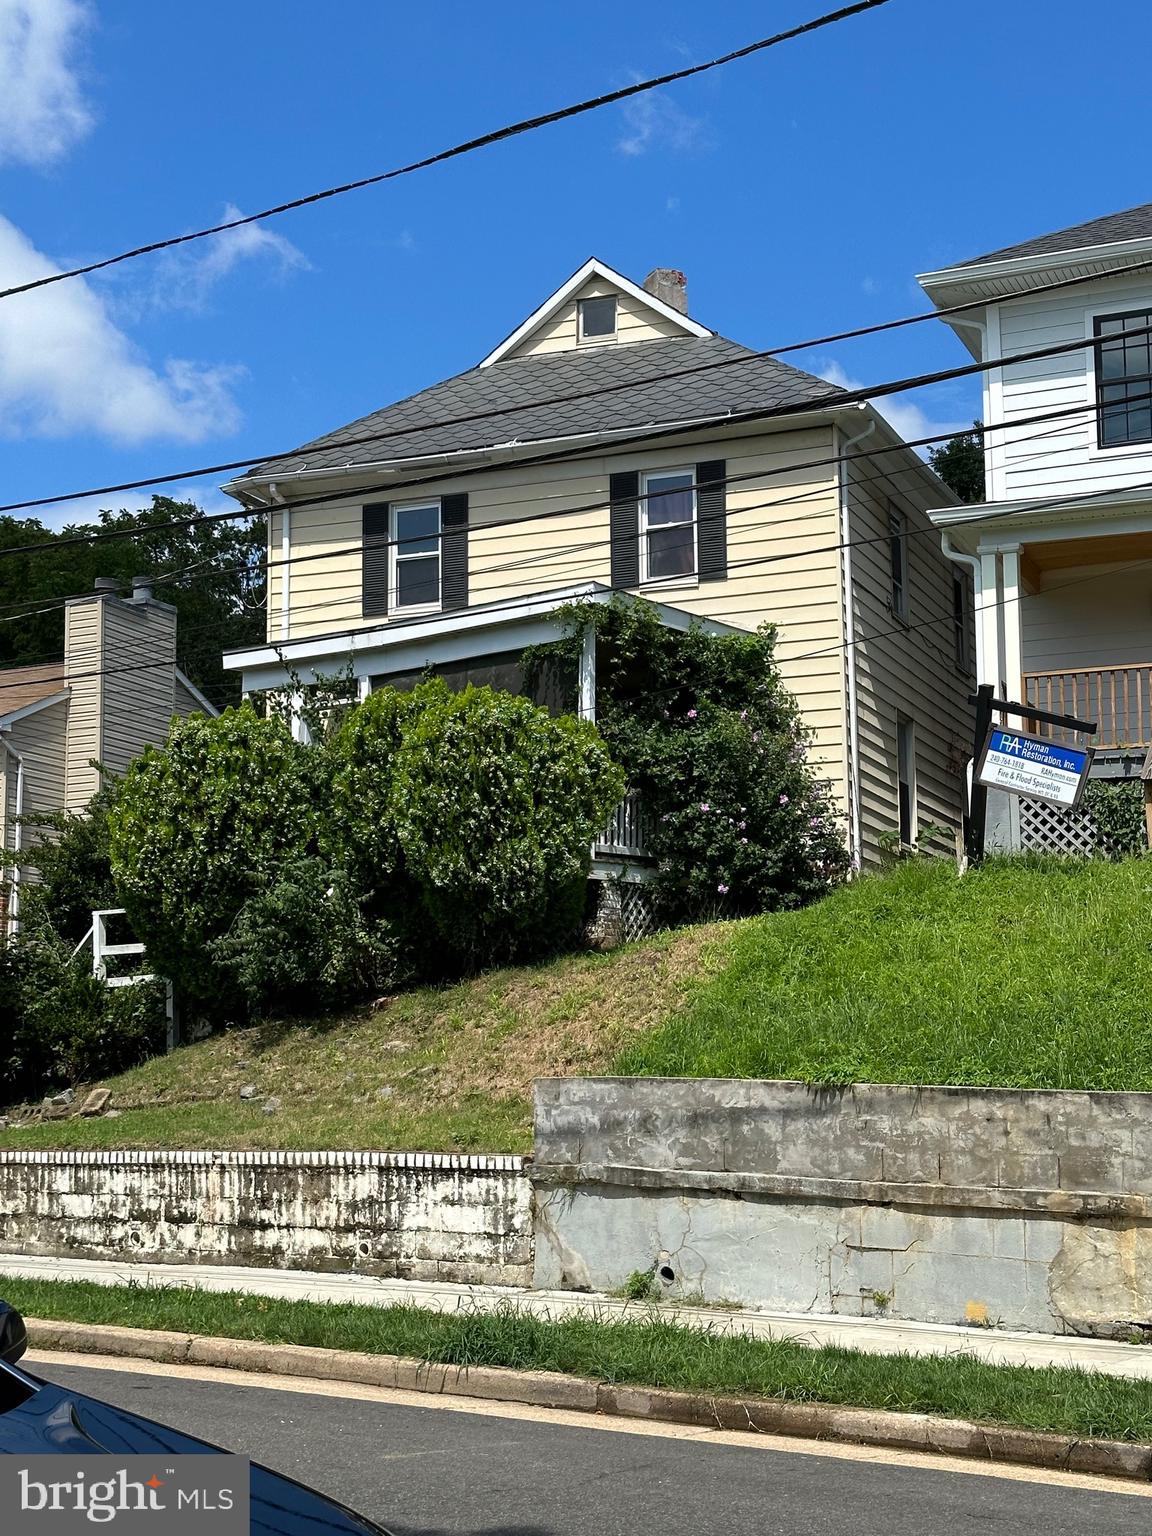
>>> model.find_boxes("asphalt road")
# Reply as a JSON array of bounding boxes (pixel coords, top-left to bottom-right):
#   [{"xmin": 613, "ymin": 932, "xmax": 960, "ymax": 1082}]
[{"xmin": 28, "ymin": 1360, "xmax": 1150, "ymax": 1536}]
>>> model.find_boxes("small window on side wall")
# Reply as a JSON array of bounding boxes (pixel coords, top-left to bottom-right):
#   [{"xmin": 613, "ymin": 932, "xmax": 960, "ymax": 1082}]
[
  {"xmin": 888, "ymin": 504, "xmax": 908, "ymax": 622},
  {"xmin": 392, "ymin": 500, "xmax": 441, "ymax": 610},
  {"xmin": 641, "ymin": 469, "xmax": 696, "ymax": 582},
  {"xmin": 952, "ymin": 570, "xmax": 971, "ymax": 671},
  {"xmin": 578, "ymin": 295, "xmax": 617, "ymax": 341}
]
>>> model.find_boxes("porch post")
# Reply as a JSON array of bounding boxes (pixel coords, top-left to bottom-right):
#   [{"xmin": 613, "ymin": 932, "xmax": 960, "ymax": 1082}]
[
  {"xmin": 578, "ymin": 623, "xmax": 596, "ymax": 724},
  {"xmin": 977, "ymin": 552, "xmax": 1001, "ymax": 690},
  {"xmin": 1000, "ymin": 545, "xmax": 1024, "ymax": 703}
]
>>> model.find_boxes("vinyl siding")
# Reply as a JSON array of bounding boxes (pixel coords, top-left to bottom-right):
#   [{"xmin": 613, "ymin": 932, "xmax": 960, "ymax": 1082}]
[
  {"xmin": 847, "ymin": 449, "xmax": 973, "ymax": 864},
  {"xmin": 274, "ymin": 423, "xmax": 851, "ymax": 808},
  {"xmin": 173, "ymin": 675, "xmax": 211, "ymax": 718},
  {"xmin": 507, "ymin": 277, "xmax": 689, "ymax": 360},
  {"xmin": 63, "ymin": 598, "xmax": 103, "ymax": 811},
  {"xmin": 0, "ymin": 698, "xmax": 69, "ymax": 882},
  {"xmin": 991, "ymin": 272, "xmax": 1152, "ymax": 501},
  {"xmin": 98, "ymin": 599, "xmax": 178, "ymax": 778},
  {"xmin": 1021, "ymin": 563, "xmax": 1152, "ymax": 674}
]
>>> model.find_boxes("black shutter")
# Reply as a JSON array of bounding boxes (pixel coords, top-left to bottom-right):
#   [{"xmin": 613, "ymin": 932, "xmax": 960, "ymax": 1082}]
[
  {"xmin": 441, "ymin": 493, "xmax": 469, "ymax": 611},
  {"xmin": 696, "ymin": 459, "xmax": 727, "ymax": 581},
  {"xmin": 363, "ymin": 502, "xmax": 390, "ymax": 617},
  {"xmin": 609, "ymin": 471, "xmax": 640, "ymax": 590}
]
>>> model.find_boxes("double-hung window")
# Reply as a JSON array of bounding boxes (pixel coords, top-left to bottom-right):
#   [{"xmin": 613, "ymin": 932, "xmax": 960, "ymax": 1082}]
[
  {"xmin": 392, "ymin": 500, "xmax": 441, "ymax": 610},
  {"xmin": 1094, "ymin": 310, "xmax": 1152, "ymax": 447},
  {"xmin": 640, "ymin": 469, "xmax": 696, "ymax": 582}
]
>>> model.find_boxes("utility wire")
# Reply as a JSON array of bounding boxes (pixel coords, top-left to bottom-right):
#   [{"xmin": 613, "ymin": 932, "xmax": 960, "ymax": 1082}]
[{"xmin": 0, "ymin": 2, "xmax": 889, "ymax": 305}]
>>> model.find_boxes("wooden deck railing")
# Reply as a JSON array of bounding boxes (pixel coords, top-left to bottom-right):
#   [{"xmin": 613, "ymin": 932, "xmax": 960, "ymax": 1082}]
[
  {"xmin": 1022, "ymin": 665, "xmax": 1152, "ymax": 749},
  {"xmin": 594, "ymin": 790, "xmax": 655, "ymax": 859}
]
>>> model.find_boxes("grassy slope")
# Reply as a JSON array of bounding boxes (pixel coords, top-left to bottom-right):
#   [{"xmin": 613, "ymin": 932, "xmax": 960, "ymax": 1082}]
[
  {"xmin": 5, "ymin": 856, "xmax": 1151, "ymax": 1153},
  {"xmin": 6, "ymin": 1275, "xmax": 1151, "ymax": 1443},
  {"xmin": 618, "ymin": 856, "xmax": 1152, "ymax": 1088},
  {"xmin": 0, "ymin": 923, "xmax": 731, "ymax": 1153}
]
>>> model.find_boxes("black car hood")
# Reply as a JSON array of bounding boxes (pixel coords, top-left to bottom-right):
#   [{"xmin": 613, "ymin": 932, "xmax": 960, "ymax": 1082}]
[{"xmin": 0, "ymin": 1361, "xmax": 390, "ymax": 1535}]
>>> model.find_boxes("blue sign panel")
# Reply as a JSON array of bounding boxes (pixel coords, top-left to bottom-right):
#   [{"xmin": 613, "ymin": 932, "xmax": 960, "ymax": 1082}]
[{"xmin": 977, "ymin": 727, "xmax": 1093, "ymax": 808}]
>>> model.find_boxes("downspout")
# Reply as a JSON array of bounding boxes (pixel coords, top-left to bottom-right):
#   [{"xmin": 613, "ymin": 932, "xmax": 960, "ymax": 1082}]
[
  {"xmin": 269, "ymin": 482, "xmax": 289, "ymax": 642},
  {"xmin": 838, "ymin": 412, "xmax": 875, "ymax": 871},
  {"xmin": 0, "ymin": 734, "xmax": 25, "ymax": 933},
  {"xmin": 940, "ymin": 533, "xmax": 984, "ymax": 683}
]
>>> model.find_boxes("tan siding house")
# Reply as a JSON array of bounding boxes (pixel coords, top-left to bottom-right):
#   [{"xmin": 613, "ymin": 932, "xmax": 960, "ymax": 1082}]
[
  {"xmin": 0, "ymin": 582, "xmax": 216, "ymax": 925},
  {"xmin": 224, "ymin": 258, "xmax": 971, "ymax": 866}
]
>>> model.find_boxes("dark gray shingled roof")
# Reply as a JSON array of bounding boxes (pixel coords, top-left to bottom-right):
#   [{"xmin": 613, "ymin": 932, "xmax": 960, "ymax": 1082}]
[
  {"xmin": 961, "ymin": 202, "xmax": 1152, "ymax": 268},
  {"xmin": 249, "ymin": 335, "xmax": 843, "ymax": 478}
]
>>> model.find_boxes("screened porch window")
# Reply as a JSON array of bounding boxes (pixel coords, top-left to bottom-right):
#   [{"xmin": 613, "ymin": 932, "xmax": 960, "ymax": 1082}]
[
  {"xmin": 640, "ymin": 470, "xmax": 696, "ymax": 582},
  {"xmin": 392, "ymin": 501, "xmax": 441, "ymax": 609},
  {"xmin": 1095, "ymin": 310, "xmax": 1152, "ymax": 447}
]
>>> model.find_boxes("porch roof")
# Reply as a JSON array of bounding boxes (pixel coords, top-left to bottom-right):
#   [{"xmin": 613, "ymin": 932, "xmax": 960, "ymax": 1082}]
[{"xmin": 223, "ymin": 582, "xmax": 747, "ymax": 694}]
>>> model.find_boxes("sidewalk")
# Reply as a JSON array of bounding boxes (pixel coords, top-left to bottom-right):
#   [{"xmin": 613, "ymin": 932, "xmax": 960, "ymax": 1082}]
[{"xmin": 4, "ymin": 1252, "xmax": 1151, "ymax": 1380}]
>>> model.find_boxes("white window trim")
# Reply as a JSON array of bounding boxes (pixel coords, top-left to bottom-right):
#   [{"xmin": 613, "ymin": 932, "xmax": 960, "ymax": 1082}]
[
  {"xmin": 578, "ymin": 294, "xmax": 618, "ymax": 345},
  {"xmin": 1084, "ymin": 298, "xmax": 1152, "ymax": 460},
  {"xmin": 897, "ymin": 715, "xmax": 917, "ymax": 848},
  {"xmin": 639, "ymin": 468, "xmax": 698, "ymax": 587},
  {"xmin": 390, "ymin": 498, "xmax": 442, "ymax": 614}
]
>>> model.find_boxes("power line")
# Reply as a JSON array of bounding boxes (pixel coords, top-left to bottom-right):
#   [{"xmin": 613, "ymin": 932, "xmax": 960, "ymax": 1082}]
[{"xmin": 0, "ymin": 2, "xmax": 889, "ymax": 306}]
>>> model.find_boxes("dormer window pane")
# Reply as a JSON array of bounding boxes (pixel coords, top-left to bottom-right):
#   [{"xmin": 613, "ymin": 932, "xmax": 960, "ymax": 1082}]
[
  {"xmin": 1095, "ymin": 310, "xmax": 1152, "ymax": 447},
  {"xmin": 579, "ymin": 295, "xmax": 617, "ymax": 339}
]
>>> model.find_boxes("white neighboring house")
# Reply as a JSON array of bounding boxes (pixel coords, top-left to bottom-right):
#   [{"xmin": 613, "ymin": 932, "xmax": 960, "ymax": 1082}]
[
  {"xmin": 0, "ymin": 578, "xmax": 215, "ymax": 928},
  {"xmin": 920, "ymin": 202, "xmax": 1152, "ymax": 850}
]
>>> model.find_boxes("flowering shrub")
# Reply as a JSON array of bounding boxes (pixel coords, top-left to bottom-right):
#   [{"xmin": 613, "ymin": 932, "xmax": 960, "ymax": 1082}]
[{"xmin": 526, "ymin": 600, "xmax": 850, "ymax": 920}]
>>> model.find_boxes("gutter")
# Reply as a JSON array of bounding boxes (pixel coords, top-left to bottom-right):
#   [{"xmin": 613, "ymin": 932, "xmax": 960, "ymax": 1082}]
[{"xmin": 838, "ymin": 410, "xmax": 875, "ymax": 871}]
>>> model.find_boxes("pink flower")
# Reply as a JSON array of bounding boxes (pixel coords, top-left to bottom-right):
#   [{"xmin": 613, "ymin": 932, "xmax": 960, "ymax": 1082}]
[
  {"xmin": 738, "ymin": 821, "xmax": 747, "ymax": 830},
  {"xmin": 717, "ymin": 883, "xmax": 729, "ymax": 895},
  {"xmin": 686, "ymin": 708, "xmax": 698, "ymax": 719},
  {"xmin": 779, "ymin": 794, "xmax": 789, "ymax": 806},
  {"xmin": 740, "ymin": 837, "xmax": 748, "ymax": 845},
  {"xmin": 700, "ymin": 802, "xmax": 710, "ymax": 812}
]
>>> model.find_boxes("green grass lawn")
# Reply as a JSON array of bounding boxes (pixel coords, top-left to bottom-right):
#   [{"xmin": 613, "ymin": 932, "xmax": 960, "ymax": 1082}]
[
  {"xmin": 7, "ymin": 1274, "xmax": 1152, "ymax": 1444},
  {"xmin": 6, "ymin": 856, "xmax": 1152, "ymax": 1154},
  {"xmin": 616, "ymin": 856, "xmax": 1152, "ymax": 1089}
]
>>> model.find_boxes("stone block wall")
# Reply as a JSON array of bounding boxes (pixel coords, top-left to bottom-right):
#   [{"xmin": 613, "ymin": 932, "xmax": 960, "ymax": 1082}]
[
  {"xmin": 532, "ymin": 1078, "xmax": 1152, "ymax": 1336},
  {"xmin": 0, "ymin": 1150, "xmax": 532, "ymax": 1287}
]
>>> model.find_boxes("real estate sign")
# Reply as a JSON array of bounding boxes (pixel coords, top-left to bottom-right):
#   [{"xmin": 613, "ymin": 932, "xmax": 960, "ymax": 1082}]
[{"xmin": 975, "ymin": 726, "xmax": 1093, "ymax": 810}]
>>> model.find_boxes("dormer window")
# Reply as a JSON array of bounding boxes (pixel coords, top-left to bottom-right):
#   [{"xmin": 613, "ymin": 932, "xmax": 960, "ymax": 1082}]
[
  {"xmin": 578, "ymin": 295, "xmax": 617, "ymax": 341},
  {"xmin": 1095, "ymin": 310, "xmax": 1152, "ymax": 447}
]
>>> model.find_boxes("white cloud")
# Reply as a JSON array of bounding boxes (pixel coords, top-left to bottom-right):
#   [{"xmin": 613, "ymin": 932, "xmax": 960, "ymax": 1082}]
[
  {"xmin": 616, "ymin": 88, "xmax": 710, "ymax": 156},
  {"xmin": 139, "ymin": 205, "xmax": 310, "ymax": 314},
  {"xmin": 39, "ymin": 481, "xmax": 236, "ymax": 532},
  {"xmin": 816, "ymin": 360, "xmax": 968, "ymax": 455},
  {"xmin": 0, "ymin": 0, "xmax": 92, "ymax": 167},
  {"xmin": 0, "ymin": 216, "xmax": 242, "ymax": 443}
]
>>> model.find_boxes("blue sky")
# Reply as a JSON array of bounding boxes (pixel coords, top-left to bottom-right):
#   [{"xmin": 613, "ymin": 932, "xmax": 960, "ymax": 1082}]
[{"xmin": 1, "ymin": 0, "xmax": 1149, "ymax": 527}]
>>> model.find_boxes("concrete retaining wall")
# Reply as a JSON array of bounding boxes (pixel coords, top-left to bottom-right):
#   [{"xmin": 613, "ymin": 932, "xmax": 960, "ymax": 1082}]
[
  {"xmin": 532, "ymin": 1078, "xmax": 1152, "ymax": 1336},
  {"xmin": 0, "ymin": 1150, "xmax": 532, "ymax": 1288}
]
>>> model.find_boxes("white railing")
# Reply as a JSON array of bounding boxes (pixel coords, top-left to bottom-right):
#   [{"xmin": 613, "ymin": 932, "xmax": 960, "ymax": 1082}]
[
  {"xmin": 594, "ymin": 791, "xmax": 654, "ymax": 859},
  {"xmin": 72, "ymin": 907, "xmax": 177, "ymax": 1050}
]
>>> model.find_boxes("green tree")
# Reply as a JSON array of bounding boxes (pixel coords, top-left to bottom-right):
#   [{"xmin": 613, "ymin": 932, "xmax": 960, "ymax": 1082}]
[
  {"xmin": 0, "ymin": 496, "xmax": 264, "ymax": 707},
  {"xmin": 928, "ymin": 422, "xmax": 986, "ymax": 504}
]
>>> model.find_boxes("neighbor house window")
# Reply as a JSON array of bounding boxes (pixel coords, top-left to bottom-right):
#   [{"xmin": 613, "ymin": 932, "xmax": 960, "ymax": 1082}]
[
  {"xmin": 952, "ymin": 570, "xmax": 971, "ymax": 670},
  {"xmin": 888, "ymin": 504, "xmax": 908, "ymax": 621},
  {"xmin": 897, "ymin": 715, "xmax": 916, "ymax": 846},
  {"xmin": 392, "ymin": 500, "xmax": 441, "ymax": 609},
  {"xmin": 640, "ymin": 469, "xmax": 696, "ymax": 582},
  {"xmin": 578, "ymin": 295, "xmax": 617, "ymax": 340},
  {"xmin": 1095, "ymin": 309, "xmax": 1152, "ymax": 447}
]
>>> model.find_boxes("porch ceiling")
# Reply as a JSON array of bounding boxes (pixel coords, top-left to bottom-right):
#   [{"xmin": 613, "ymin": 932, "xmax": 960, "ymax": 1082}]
[{"xmin": 1023, "ymin": 529, "xmax": 1152, "ymax": 581}]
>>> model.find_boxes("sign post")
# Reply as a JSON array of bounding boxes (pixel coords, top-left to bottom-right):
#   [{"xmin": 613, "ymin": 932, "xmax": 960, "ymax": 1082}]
[{"xmin": 964, "ymin": 689, "xmax": 1096, "ymax": 865}]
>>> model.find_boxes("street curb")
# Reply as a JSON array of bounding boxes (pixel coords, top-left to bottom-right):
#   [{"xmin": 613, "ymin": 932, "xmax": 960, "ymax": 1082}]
[{"xmin": 26, "ymin": 1318, "xmax": 1152, "ymax": 1483}]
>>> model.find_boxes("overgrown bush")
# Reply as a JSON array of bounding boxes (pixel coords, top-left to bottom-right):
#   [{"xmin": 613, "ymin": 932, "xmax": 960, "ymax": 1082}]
[
  {"xmin": 384, "ymin": 679, "xmax": 623, "ymax": 967},
  {"xmin": 526, "ymin": 599, "xmax": 850, "ymax": 919},
  {"xmin": 0, "ymin": 916, "xmax": 163, "ymax": 1099},
  {"xmin": 107, "ymin": 707, "xmax": 324, "ymax": 1009},
  {"xmin": 1084, "ymin": 779, "xmax": 1147, "ymax": 859}
]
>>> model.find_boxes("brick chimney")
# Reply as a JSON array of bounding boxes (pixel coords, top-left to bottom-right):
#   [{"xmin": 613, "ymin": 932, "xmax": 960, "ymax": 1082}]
[{"xmin": 643, "ymin": 268, "xmax": 688, "ymax": 315}]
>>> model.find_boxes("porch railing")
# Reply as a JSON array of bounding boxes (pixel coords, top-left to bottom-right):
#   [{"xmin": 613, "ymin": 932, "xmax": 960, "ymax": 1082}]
[
  {"xmin": 594, "ymin": 790, "xmax": 654, "ymax": 859},
  {"xmin": 1022, "ymin": 664, "xmax": 1152, "ymax": 749}
]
